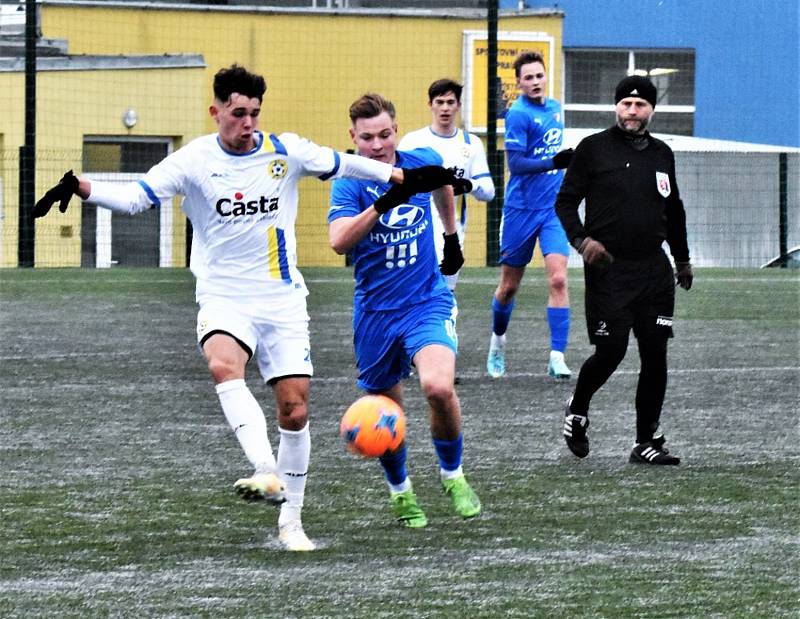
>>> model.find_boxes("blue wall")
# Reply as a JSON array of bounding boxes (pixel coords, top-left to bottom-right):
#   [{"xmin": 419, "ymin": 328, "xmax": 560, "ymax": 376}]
[{"xmin": 506, "ymin": 0, "xmax": 799, "ymax": 146}]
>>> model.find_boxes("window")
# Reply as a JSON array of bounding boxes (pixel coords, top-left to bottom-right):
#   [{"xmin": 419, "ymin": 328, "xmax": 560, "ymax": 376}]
[
  {"xmin": 82, "ymin": 138, "xmax": 170, "ymax": 173},
  {"xmin": 564, "ymin": 49, "xmax": 695, "ymax": 135},
  {"xmin": 81, "ymin": 137, "xmax": 173, "ymax": 268}
]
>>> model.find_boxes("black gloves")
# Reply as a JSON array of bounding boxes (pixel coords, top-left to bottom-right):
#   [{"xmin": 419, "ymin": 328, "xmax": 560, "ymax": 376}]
[
  {"xmin": 401, "ymin": 165, "xmax": 457, "ymax": 193},
  {"xmin": 551, "ymin": 149, "xmax": 574, "ymax": 170},
  {"xmin": 578, "ymin": 237, "xmax": 614, "ymax": 267},
  {"xmin": 675, "ymin": 261, "xmax": 693, "ymax": 290},
  {"xmin": 440, "ymin": 233, "xmax": 464, "ymax": 276},
  {"xmin": 451, "ymin": 177, "xmax": 473, "ymax": 196},
  {"xmin": 374, "ymin": 166, "xmax": 466, "ymax": 215},
  {"xmin": 33, "ymin": 170, "xmax": 80, "ymax": 218},
  {"xmin": 373, "ymin": 184, "xmax": 414, "ymax": 215}
]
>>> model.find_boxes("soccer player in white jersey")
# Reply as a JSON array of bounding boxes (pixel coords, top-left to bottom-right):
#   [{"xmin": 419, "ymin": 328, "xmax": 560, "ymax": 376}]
[
  {"xmin": 398, "ymin": 79, "xmax": 495, "ymax": 291},
  {"xmin": 32, "ymin": 65, "xmax": 453, "ymax": 552}
]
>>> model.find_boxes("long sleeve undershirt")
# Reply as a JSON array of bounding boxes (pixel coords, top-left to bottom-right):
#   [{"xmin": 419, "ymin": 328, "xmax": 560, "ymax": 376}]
[{"xmin": 506, "ymin": 150, "xmax": 555, "ymax": 175}]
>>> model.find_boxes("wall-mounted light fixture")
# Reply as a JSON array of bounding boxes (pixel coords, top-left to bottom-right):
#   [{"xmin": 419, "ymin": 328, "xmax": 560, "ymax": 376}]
[{"xmin": 122, "ymin": 108, "xmax": 138, "ymax": 129}]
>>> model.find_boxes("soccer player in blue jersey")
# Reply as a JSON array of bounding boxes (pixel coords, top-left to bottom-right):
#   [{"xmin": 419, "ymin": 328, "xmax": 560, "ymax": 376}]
[
  {"xmin": 328, "ymin": 93, "xmax": 481, "ymax": 528},
  {"xmin": 486, "ymin": 51, "xmax": 575, "ymax": 380}
]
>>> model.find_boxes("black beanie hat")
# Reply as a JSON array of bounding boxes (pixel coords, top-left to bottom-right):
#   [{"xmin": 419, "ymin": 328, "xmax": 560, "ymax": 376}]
[{"xmin": 614, "ymin": 75, "xmax": 657, "ymax": 107}]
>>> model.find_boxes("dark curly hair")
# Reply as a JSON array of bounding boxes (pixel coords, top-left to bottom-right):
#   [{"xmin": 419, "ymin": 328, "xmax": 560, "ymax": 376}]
[{"xmin": 213, "ymin": 64, "xmax": 267, "ymax": 103}]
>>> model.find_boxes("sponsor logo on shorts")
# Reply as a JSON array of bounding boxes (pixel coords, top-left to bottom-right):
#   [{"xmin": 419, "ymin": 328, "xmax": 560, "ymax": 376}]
[
  {"xmin": 656, "ymin": 315, "xmax": 673, "ymax": 327},
  {"xmin": 594, "ymin": 320, "xmax": 610, "ymax": 336}
]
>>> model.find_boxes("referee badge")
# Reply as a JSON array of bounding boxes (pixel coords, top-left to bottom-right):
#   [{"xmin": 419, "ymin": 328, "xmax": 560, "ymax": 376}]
[{"xmin": 656, "ymin": 171, "xmax": 671, "ymax": 197}]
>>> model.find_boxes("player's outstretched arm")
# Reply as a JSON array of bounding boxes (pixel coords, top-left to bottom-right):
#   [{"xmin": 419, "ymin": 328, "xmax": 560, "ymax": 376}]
[
  {"xmin": 32, "ymin": 171, "xmax": 90, "ymax": 218},
  {"xmin": 400, "ymin": 165, "xmax": 461, "ymax": 193}
]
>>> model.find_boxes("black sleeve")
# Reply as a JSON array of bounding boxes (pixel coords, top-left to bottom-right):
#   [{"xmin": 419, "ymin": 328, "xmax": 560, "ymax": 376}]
[
  {"xmin": 555, "ymin": 141, "xmax": 591, "ymax": 249},
  {"xmin": 664, "ymin": 149, "xmax": 690, "ymax": 263}
]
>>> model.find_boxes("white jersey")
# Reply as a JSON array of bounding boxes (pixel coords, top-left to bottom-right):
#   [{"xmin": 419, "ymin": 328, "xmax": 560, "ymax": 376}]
[
  {"xmin": 399, "ymin": 127, "xmax": 495, "ymax": 288},
  {"xmin": 86, "ymin": 130, "xmax": 391, "ymax": 307},
  {"xmin": 399, "ymin": 127, "xmax": 495, "ymax": 204}
]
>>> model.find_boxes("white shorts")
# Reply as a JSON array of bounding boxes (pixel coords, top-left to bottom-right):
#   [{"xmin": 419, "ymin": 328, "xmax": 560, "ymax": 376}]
[{"xmin": 196, "ymin": 295, "xmax": 313, "ymax": 383}]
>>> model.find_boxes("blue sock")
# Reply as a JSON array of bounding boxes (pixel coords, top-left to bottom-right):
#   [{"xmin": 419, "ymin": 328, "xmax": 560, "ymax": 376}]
[
  {"xmin": 432, "ymin": 434, "xmax": 463, "ymax": 472},
  {"xmin": 379, "ymin": 444, "xmax": 408, "ymax": 486},
  {"xmin": 547, "ymin": 306, "xmax": 570, "ymax": 353},
  {"xmin": 492, "ymin": 297, "xmax": 515, "ymax": 336}
]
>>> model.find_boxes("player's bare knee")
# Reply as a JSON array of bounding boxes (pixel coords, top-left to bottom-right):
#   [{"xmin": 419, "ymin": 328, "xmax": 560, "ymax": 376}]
[
  {"xmin": 207, "ymin": 357, "xmax": 242, "ymax": 384},
  {"xmin": 549, "ymin": 272, "xmax": 567, "ymax": 295},
  {"xmin": 420, "ymin": 378, "xmax": 455, "ymax": 410},
  {"xmin": 278, "ymin": 399, "xmax": 308, "ymax": 430},
  {"xmin": 496, "ymin": 284, "xmax": 518, "ymax": 304}
]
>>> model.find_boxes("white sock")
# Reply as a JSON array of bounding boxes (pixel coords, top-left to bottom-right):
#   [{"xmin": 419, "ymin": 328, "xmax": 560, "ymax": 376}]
[
  {"xmin": 277, "ymin": 423, "xmax": 310, "ymax": 527},
  {"xmin": 490, "ymin": 333, "xmax": 506, "ymax": 350},
  {"xmin": 215, "ymin": 379, "xmax": 276, "ymax": 472},
  {"xmin": 388, "ymin": 477, "xmax": 412, "ymax": 495},
  {"xmin": 440, "ymin": 466, "xmax": 464, "ymax": 481}
]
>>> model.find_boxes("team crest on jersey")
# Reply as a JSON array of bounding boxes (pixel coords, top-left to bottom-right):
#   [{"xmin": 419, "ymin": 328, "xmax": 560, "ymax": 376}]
[
  {"xmin": 460, "ymin": 145, "xmax": 471, "ymax": 159},
  {"xmin": 656, "ymin": 171, "xmax": 671, "ymax": 197},
  {"xmin": 268, "ymin": 159, "xmax": 288, "ymax": 179}
]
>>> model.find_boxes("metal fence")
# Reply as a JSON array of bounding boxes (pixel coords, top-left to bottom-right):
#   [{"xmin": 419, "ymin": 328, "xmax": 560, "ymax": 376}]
[{"xmin": 3, "ymin": 1, "xmax": 798, "ymax": 269}]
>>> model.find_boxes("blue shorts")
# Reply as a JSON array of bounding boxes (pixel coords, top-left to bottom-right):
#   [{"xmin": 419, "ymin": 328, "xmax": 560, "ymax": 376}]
[
  {"xmin": 499, "ymin": 207, "xmax": 569, "ymax": 267},
  {"xmin": 353, "ymin": 293, "xmax": 458, "ymax": 392}
]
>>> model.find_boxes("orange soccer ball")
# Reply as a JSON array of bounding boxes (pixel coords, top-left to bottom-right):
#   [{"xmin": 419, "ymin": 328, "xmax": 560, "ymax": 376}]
[{"xmin": 339, "ymin": 395, "xmax": 406, "ymax": 458}]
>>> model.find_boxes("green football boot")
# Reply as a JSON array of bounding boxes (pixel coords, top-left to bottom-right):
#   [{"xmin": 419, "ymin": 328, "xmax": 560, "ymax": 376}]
[
  {"xmin": 390, "ymin": 489, "xmax": 428, "ymax": 528},
  {"xmin": 442, "ymin": 474, "xmax": 481, "ymax": 519}
]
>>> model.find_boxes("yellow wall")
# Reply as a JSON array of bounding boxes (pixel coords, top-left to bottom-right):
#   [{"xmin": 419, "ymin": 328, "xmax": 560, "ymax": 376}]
[
  {"xmin": 7, "ymin": 5, "xmax": 563, "ymax": 267},
  {"xmin": 0, "ymin": 67, "xmax": 205, "ymax": 267}
]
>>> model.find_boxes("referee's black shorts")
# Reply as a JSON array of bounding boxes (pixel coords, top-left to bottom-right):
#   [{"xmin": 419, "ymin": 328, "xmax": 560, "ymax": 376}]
[{"xmin": 583, "ymin": 249, "xmax": 675, "ymax": 346}]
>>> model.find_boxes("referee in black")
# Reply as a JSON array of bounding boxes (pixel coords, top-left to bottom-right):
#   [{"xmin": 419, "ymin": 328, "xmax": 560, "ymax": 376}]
[{"xmin": 555, "ymin": 75, "xmax": 693, "ymax": 465}]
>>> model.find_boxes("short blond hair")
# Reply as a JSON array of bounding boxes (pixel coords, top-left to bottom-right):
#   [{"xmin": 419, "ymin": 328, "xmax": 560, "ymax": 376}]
[{"xmin": 349, "ymin": 93, "xmax": 396, "ymax": 124}]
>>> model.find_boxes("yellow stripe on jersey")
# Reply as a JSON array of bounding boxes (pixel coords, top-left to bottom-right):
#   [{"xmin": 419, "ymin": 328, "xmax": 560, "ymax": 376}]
[
  {"xmin": 260, "ymin": 138, "xmax": 276, "ymax": 155},
  {"xmin": 266, "ymin": 226, "xmax": 291, "ymax": 282},
  {"xmin": 266, "ymin": 227, "xmax": 281, "ymax": 279}
]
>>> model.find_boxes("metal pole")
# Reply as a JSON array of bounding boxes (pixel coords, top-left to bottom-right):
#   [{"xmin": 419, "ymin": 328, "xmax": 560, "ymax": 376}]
[
  {"xmin": 778, "ymin": 152, "xmax": 788, "ymax": 268},
  {"xmin": 485, "ymin": 0, "xmax": 504, "ymax": 265},
  {"xmin": 18, "ymin": 0, "xmax": 37, "ymax": 267}
]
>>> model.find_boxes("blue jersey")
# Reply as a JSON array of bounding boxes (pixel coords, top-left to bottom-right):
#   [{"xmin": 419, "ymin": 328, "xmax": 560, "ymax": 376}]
[
  {"xmin": 329, "ymin": 148, "xmax": 450, "ymax": 312},
  {"xmin": 504, "ymin": 96, "xmax": 565, "ymax": 211}
]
